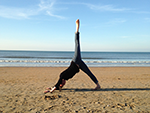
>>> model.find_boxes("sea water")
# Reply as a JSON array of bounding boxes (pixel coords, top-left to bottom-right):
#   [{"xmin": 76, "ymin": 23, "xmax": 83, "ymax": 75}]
[{"xmin": 0, "ymin": 50, "xmax": 150, "ymax": 67}]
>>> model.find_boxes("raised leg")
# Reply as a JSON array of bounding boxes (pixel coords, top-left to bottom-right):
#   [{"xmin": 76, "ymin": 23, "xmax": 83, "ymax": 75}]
[{"xmin": 73, "ymin": 19, "xmax": 101, "ymax": 90}]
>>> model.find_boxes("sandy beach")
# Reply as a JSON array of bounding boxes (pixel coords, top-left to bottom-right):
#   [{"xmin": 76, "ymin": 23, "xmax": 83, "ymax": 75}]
[{"xmin": 0, "ymin": 67, "xmax": 150, "ymax": 113}]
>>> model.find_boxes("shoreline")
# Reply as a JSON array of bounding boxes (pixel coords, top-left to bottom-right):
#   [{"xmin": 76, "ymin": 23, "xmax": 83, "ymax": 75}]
[
  {"xmin": 0, "ymin": 67, "xmax": 150, "ymax": 112},
  {"xmin": 1, "ymin": 66, "xmax": 150, "ymax": 67}
]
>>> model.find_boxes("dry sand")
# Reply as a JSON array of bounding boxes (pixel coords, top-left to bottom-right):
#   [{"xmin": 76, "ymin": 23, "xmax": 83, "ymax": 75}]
[{"xmin": 0, "ymin": 67, "xmax": 150, "ymax": 113}]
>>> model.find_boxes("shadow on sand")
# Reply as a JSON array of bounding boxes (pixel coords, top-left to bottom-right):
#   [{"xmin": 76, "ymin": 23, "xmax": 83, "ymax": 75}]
[{"xmin": 62, "ymin": 88, "xmax": 150, "ymax": 92}]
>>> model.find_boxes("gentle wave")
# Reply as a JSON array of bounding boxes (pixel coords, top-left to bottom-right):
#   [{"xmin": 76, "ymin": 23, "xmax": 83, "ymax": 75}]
[
  {"xmin": 0, "ymin": 56, "xmax": 72, "ymax": 59},
  {"xmin": 0, "ymin": 60, "xmax": 70, "ymax": 63},
  {"xmin": 0, "ymin": 60, "xmax": 150, "ymax": 64},
  {"xmin": 0, "ymin": 56, "xmax": 109, "ymax": 59}
]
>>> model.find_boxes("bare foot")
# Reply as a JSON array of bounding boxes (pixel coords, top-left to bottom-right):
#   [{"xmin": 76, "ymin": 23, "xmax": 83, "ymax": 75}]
[
  {"xmin": 93, "ymin": 83, "xmax": 101, "ymax": 90},
  {"xmin": 76, "ymin": 19, "xmax": 80, "ymax": 33}
]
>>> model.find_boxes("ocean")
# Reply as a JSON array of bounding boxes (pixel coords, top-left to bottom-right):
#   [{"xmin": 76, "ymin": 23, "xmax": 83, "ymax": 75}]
[{"xmin": 0, "ymin": 50, "xmax": 150, "ymax": 67}]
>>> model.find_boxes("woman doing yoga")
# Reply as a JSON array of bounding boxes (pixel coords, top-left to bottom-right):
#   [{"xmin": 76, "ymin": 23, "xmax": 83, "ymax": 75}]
[{"xmin": 44, "ymin": 19, "xmax": 101, "ymax": 93}]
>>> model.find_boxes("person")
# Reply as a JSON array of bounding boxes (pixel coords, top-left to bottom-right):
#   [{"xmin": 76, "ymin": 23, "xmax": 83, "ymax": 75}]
[{"xmin": 44, "ymin": 19, "xmax": 101, "ymax": 93}]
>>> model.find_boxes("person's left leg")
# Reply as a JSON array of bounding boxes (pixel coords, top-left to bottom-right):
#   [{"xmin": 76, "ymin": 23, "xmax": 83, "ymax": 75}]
[{"xmin": 79, "ymin": 60, "xmax": 98, "ymax": 84}]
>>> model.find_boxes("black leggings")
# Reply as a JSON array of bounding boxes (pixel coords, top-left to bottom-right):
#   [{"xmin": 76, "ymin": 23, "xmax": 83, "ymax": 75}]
[{"xmin": 72, "ymin": 32, "xmax": 98, "ymax": 84}]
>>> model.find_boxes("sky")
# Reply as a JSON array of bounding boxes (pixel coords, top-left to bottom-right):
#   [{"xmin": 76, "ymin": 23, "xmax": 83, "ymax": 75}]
[{"xmin": 0, "ymin": 0, "xmax": 150, "ymax": 52}]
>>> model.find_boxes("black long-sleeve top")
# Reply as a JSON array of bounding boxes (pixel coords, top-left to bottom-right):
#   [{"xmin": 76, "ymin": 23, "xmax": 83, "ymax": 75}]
[{"xmin": 60, "ymin": 61, "xmax": 79, "ymax": 80}]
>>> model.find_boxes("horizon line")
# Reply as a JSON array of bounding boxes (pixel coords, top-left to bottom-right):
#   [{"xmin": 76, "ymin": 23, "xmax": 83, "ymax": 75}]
[{"xmin": 0, "ymin": 49, "xmax": 149, "ymax": 53}]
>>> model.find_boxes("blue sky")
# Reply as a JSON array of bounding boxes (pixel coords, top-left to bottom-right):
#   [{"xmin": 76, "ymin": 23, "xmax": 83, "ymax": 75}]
[{"xmin": 0, "ymin": 0, "xmax": 150, "ymax": 52}]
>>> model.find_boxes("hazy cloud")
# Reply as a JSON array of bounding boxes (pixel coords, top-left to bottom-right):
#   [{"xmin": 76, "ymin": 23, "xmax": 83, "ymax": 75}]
[
  {"xmin": 0, "ymin": 6, "xmax": 38, "ymax": 19},
  {"xmin": 83, "ymin": 3, "xmax": 131, "ymax": 12},
  {"xmin": 0, "ymin": 0, "xmax": 65, "ymax": 19},
  {"xmin": 106, "ymin": 18, "xmax": 127, "ymax": 26}
]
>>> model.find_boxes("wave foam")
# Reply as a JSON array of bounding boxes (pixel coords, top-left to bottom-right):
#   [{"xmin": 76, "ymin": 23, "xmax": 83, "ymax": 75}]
[{"xmin": 1, "ymin": 60, "xmax": 150, "ymax": 64}]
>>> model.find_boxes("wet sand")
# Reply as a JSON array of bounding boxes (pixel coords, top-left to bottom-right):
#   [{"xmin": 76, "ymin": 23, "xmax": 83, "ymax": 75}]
[{"xmin": 0, "ymin": 67, "xmax": 150, "ymax": 113}]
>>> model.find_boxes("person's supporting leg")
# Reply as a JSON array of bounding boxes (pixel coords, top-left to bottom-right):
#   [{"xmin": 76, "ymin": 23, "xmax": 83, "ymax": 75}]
[
  {"xmin": 79, "ymin": 60, "xmax": 101, "ymax": 90},
  {"xmin": 79, "ymin": 60, "xmax": 98, "ymax": 84}
]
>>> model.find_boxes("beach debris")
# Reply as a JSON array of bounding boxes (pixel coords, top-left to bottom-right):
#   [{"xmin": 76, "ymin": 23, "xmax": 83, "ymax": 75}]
[
  {"xmin": 117, "ymin": 103, "xmax": 125, "ymax": 107},
  {"xmin": 111, "ymin": 105, "xmax": 115, "ymax": 108},
  {"xmin": 118, "ymin": 78, "xmax": 121, "ymax": 80},
  {"xmin": 87, "ymin": 110, "xmax": 90, "ymax": 112},
  {"xmin": 44, "ymin": 105, "xmax": 57, "ymax": 111},
  {"xmin": 95, "ymin": 102, "xmax": 100, "ymax": 104},
  {"xmin": 116, "ymin": 103, "xmax": 126, "ymax": 110},
  {"xmin": 129, "ymin": 104, "xmax": 134, "ymax": 109},
  {"xmin": 44, "ymin": 95, "xmax": 61, "ymax": 100}
]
